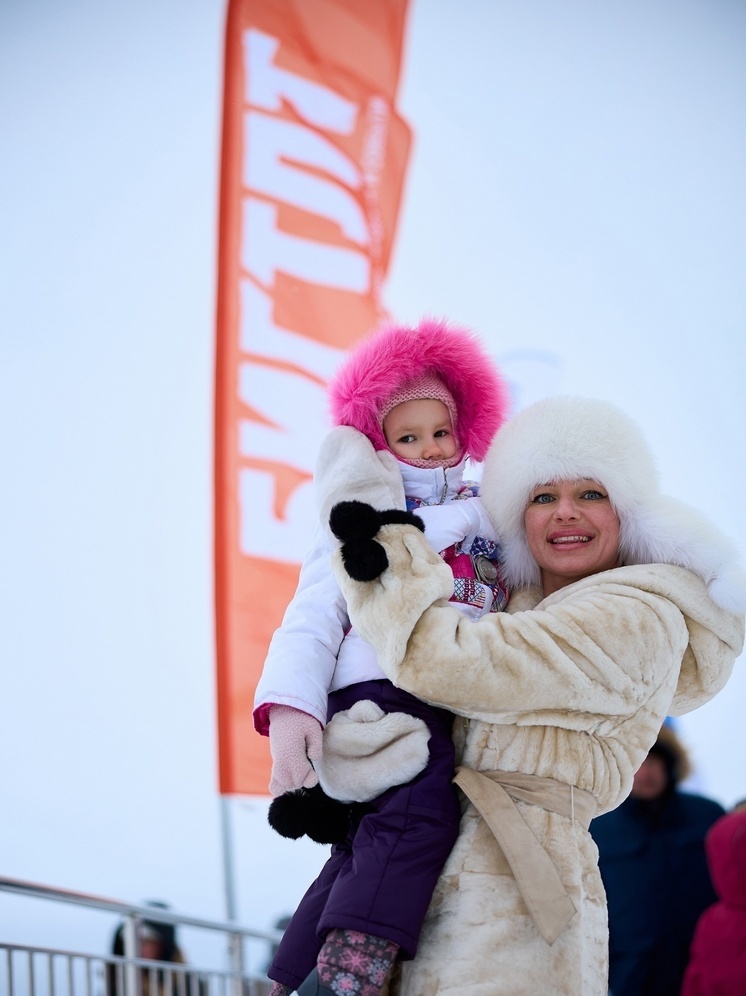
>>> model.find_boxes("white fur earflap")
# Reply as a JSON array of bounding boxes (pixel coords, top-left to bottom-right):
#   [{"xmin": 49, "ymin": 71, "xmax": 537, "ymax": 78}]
[
  {"xmin": 622, "ymin": 495, "xmax": 746, "ymax": 614},
  {"xmin": 314, "ymin": 700, "xmax": 431, "ymax": 803},
  {"xmin": 314, "ymin": 426, "xmax": 406, "ymax": 542},
  {"xmin": 480, "ymin": 396, "xmax": 746, "ymax": 613}
]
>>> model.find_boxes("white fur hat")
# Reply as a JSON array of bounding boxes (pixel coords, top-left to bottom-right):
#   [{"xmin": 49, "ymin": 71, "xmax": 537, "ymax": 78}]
[{"xmin": 480, "ymin": 396, "xmax": 746, "ymax": 613}]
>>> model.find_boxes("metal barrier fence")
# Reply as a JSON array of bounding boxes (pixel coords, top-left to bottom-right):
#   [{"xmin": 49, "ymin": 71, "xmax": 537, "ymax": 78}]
[{"xmin": 0, "ymin": 878, "xmax": 282, "ymax": 996}]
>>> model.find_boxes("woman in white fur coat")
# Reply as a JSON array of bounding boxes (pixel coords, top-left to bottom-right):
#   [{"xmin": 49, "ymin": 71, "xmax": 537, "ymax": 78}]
[{"xmin": 314, "ymin": 396, "xmax": 746, "ymax": 996}]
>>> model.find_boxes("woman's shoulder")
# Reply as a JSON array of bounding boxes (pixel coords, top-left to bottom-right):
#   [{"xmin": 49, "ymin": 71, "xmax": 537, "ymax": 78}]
[{"xmin": 542, "ymin": 562, "xmax": 711, "ymax": 604}]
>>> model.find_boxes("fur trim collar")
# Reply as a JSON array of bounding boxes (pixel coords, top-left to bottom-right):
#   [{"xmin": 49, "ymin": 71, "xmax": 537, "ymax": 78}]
[
  {"xmin": 328, "ymin": 317, "xmax": 508, "ymax": 462},
  {"xmin": 480, "ymin": 396, "xmax": 746, "ymax": 613},
  {"xmin": 314, "ymin": 427, "xmax": 406, "ymax": 543}
]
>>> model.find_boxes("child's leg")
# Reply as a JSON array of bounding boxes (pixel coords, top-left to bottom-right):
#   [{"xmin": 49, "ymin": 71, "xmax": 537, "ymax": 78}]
[
  {"xmin": 298, "ymin": 929, "xmax": 399, "ymax": 995},
  {"xmin": 294, "ymin": 719, "xmax": 458, "ymax": 996},
  {"xmin": 285, "ymin": 680, "xmax": 459, "ymax": 994},
  {"xmin": 267, "ymin": 839, "xmax": 353, "ymax": 991},
  {"xmin": 317, "ymin": 682, "xmax": 460, "ymax": 960},
  {"xmin": 266, "ymin": 681, "xmax": 391, "ymax": 990}
]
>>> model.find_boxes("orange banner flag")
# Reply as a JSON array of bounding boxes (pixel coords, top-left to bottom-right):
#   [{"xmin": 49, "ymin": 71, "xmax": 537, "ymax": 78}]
[{"xmin": 214, "ymin": 0, "xmax": 412, "ymax": 795}]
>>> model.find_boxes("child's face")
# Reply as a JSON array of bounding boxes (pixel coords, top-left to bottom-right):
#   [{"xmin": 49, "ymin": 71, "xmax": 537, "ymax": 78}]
[{"xmin": 383, "ymin": 398, "xmax": 458, "ymax": 462}]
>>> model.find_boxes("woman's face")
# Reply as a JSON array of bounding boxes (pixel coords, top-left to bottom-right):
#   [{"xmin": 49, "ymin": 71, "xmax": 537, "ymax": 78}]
[{"xmin": 524, "ymin": 478, "xmax": 621, "ymax": 595}]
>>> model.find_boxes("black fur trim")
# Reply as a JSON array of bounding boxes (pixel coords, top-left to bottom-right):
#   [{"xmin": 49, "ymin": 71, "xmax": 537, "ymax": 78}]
[
  {"xmin": 267, "ymin": 785, "xmax": 354, "ymax": 845},
  {"xmin": 330, "ymin": 501, "xmax": 424, "ymax": 542},
  {"xmin": 340, "ymin": 539, "xmax": 389, "ymax": 581},
  {"xmin": 378, "ymin": 508, "xmax": 425, "ymax": 531},
  {"xmin": 330, "ymin": 503, "xmax": 424, "ymax": 581},
  {"xmin": 329, "ymin": 501, "xmax": 381, "ymax": 541}
]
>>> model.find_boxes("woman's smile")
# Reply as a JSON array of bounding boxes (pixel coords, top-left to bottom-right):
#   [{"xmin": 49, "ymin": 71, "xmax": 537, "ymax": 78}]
[{"xmin": 548, "ymin": 531, "xmax": 592, "ymax": 545}]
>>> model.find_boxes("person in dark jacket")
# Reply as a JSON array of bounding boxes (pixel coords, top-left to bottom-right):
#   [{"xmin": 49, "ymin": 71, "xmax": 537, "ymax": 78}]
[
  {"xmin": 106, "ymin": 901, "xmax": 205, "ymax": 996},
  {"xmin": 681, "ymin": 807, "xmax": 746, "ymax": 995},
  {"xmin": 590, "ymin": 724, "xmax": 724, "ymax": 996}
]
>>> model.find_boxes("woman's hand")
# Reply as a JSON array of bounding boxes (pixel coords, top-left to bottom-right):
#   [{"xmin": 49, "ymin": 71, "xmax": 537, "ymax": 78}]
[
  {"xmin": 329, "ymin": 500, "xmax": 424, "ymax": 581},
  {"xmin": 331, "ymin": 522, "xmax": 454, "ymax": 681}
]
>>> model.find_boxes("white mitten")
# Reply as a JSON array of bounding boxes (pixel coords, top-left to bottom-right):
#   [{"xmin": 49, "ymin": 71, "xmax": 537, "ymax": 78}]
[
  {"xmin": 316, "ymin": 700, "xmax": 431, "ymax": 803},
  {"xmin": 414, "ymin": 497, "xmax": 494, "ymax": 553},
  {"xmin": 315, "ymin": 426, "xmax": 405, "ymax": 542},
  {"xmin": 268, "ymin": 705, "xmax": 323, "ymax": 797}
]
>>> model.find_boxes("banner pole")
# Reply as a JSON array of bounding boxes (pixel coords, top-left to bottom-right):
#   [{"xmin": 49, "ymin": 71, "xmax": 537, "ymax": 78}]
[{"xmin": 220, "ymin": 794, "xmax": 244, "ymax": 991}]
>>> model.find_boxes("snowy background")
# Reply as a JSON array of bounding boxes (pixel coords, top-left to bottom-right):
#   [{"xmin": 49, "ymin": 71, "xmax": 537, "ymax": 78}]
[{"xmin": 2, "ymin": 0, "xmax": 745, "ymax": 976}]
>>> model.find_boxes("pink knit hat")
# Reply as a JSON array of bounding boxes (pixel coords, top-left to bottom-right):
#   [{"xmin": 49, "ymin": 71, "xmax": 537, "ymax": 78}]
[
  {"xmin": 378, "ymin": 372, "xmax": 458, "ymax": 429},
  {"xmin": 378, "ymin": 372, "xmax": 460, "ymax": 467},
  {"xmin": 328, "ymin": 318, "xmax": 509, "ymax": 462}
]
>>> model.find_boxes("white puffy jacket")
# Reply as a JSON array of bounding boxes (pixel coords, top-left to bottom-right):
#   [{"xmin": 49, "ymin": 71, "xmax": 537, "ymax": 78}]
[{"xmin": 253, "ymin": 457, "xmax": 496, "ymax": 733}]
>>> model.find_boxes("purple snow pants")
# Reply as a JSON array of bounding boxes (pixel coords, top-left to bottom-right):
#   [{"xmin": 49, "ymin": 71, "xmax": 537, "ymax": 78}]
[{"xmin": 268, "ymin": 679, "xmax": 460, "ymax": 991}]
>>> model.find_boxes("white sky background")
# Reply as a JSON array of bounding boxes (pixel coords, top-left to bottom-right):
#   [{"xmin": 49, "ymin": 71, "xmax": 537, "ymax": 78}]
[{"xmin": 1, "ymin": 0, "xmax": 745, "ymax": 975}]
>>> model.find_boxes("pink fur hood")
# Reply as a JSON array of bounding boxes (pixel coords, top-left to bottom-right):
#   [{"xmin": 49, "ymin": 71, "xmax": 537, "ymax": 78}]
[{"xmin": 328, "ymin": 317, "xmax": 508, "ymax": 462}]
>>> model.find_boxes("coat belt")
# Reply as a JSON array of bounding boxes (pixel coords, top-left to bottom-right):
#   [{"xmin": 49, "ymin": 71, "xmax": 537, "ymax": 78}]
[{"xmin": 453, "ymin": 766, "xmax": 597, "ymax": 945}]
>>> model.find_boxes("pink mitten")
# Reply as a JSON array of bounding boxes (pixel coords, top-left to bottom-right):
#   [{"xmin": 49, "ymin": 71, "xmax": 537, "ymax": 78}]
[{"xmin": 268, "ymin": 705, "xmax": 323, "ymax": 797}]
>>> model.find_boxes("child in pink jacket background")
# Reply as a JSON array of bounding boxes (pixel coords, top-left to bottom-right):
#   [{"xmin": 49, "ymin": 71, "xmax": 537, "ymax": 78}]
[{"xmin": 682, "ymin": 808, "xmax": 746, "ymax": 995}]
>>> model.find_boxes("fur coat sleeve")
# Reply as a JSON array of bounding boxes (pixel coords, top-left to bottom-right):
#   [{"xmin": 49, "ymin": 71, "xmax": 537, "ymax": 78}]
[{"xmin": 332, "ymin": 524, "xmax": 744, "ymax": 811}]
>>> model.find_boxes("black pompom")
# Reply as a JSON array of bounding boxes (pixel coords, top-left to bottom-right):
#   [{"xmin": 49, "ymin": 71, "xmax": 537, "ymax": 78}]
[
  {"xmin": 267, "ymin": 785, "xmax": 353, "ymax": 845},
  {"xmin": 330, "ymin": 502, "xmax": 424, "ymax": 582},
  {"xmin": 329, "ymin": 501, "xmax": 381, "ymax": 542},
  {"xmin": 304, "ymin": 786, "xmax": 356, "ymax": 844},
  {"xmin": 267, "ymin": 791, "xmax": 308, "ymax": 839},
  {"xmin": 340, "ymin": 539, "xmax": 389, "ymax": 581},
  {"xmin": 378, "ymin": 509, "xmax": 425, "ymax": 532}
]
